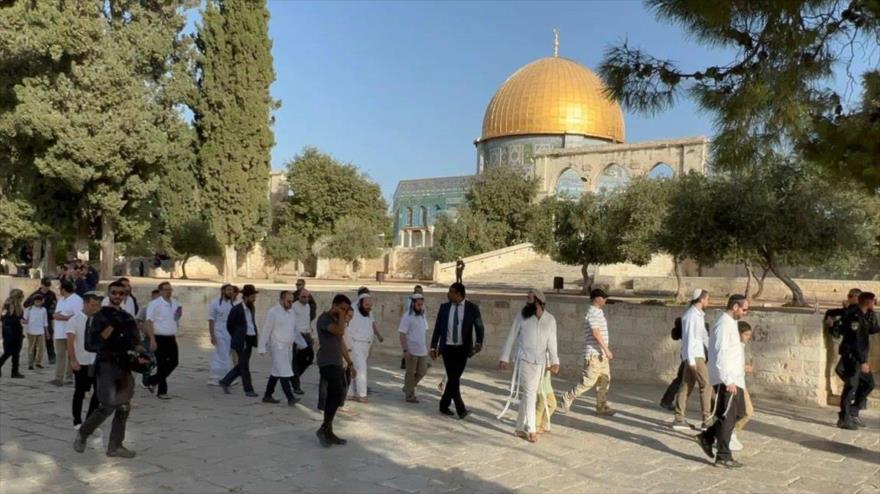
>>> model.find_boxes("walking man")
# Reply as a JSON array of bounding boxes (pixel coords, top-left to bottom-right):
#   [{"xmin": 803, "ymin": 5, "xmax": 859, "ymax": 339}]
[
  {"xmin": 67, "ymin": 292, "xmax": 101, "ymax": 428},
  {"xmin": 498, "ymin": 289, "xmax": 560, "ymax": 443},
  {"xmin": 74, "ymin": 280, "xmax": 147, "ymax": 458},
  {"xmin": 145, "ymin": 282, "xmax": 182, "ymax": 399},
  {"xmin": 559, "ymin": 289, "xmax": 616, "ymax": 417},
  {"xmin": 208, "ymin": 284, "xmax": 237, "ymax": 385},
  {"xmin": 52, "ymin": 280, "xmax": 82, "ymax": 386},
  {"xmin": 291, "ymin": 287, "xmax": 316, "ymax": 395},
  {"xmin": 695, "ymin": 295, "xmax": 750, "ymax": 469},
  {"xmin": 455, "ymin": 257, "xmax": 465, "ymax": 284},
  {"xmin": 24, "ymin": 278, "xmax": 57, "ymax": 365},
  {"xmin": 399, "ymin": 293, "xmax": 429, "ymax": 403},
  {"xmin": 103, "ymin": 278, "xmax": 138, "ymax": 316},
  {"xmin": 258, "ymin": 291, "xmax": 305, "ymax": 405},
  {"xmin": 347, "ymin": 292, "xmax": 383, "ymax": 402},
  {"xmin": 430, "ymin": 283, "xmax": 485, "ymax": 419},
  {"xmin": 731, "ymin": 321, "xmax": 755, "ymax": 451},
  {"xmin": 836, "ymin": 291, "xmax": 879, "ymax": 429},
  {"xmin": 315, "ymin": 294, "xmax": 356, "ymax": 447},
  {"xmin": 401, "ymin": 285, "xmax": 424, "ymax": 369},
  {"xmin": 23, "ymin": 294, "xmax": 48, "ymax": 369},
  {"xmin": 220, "ymin": 285, "xmax": 259, "ymax": 397},
  {"xmin": 673, "ymin": 289, "xmax": 712, "ymax": 430}
]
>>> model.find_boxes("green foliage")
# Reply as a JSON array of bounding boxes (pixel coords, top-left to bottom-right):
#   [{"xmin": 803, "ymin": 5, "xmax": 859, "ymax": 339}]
[
  {"xmin": 530, "ymin": 194, "xmax": 622, "ymax": 268},
  {"xmin": 194, "ymin": 0, "xmax": 276, "ymax": 250},
  {"xmin": 465, "ymin": 166, "xmax": 539, "ymax": 246},
  {"xmin": 655, "ymin": 173, "xmax": 730, "ymax": 266},
  {"xmin": 263, "ymin": 227, "xmax": 309, "ymax": 271},
  {"xmin": 322, "ymin": 216, "xmax": 383, "ymax": 264},
  {"xmin": 0, "ymin": 196, "xmax": 38, "ymax": 256},
  {"xmin": 273, "ymin": 147, "xmax": 389, "ymax": 248},
  {"xmin": 170, "ymin": 218, "xmax": 222, "ymax": 279},
  {"xmin": 430, "ymin": 209, "xmax": 507, "ymax": 262},
  {"xmin": 599, "ymin": 0, "xmax": 879, "ymax": 188}
]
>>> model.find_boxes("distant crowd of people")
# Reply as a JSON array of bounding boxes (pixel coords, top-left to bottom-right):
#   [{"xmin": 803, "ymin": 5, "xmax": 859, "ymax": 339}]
[{"xmin": 0, "ymin": 275, "xmax": 876, "ymax": 468}]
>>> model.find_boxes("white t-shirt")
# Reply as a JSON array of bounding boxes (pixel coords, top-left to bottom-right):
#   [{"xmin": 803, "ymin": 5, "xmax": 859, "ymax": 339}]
[
  {"xmin": 146, "ymin": 297, "xmax": 181, "ymax": 336},
  {"xmin": 398, "ymin": 312, "xmax": 429, "ymax": 357},
  {"xmin": 66, "ymin": 312, "xmax": 95, "ymax": 366},
  {"xmin": 292, "ymin": 301, "xmax": 312, "ymax": 334},
  {"xmin": 55, "ymin": 293, "xmax": 84, "ymax": 339},
  {"xmin": 24, "ymin": 306, "xmax": 49, "ymax": 336}
]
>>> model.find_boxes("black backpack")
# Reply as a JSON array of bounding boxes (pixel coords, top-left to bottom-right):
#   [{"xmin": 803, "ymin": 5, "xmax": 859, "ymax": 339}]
[
  {"xmin": 671, "ymin": 317, "xmax": 683, "ymax": 340},
  {"xmin": 84, "ymin": 316, "xmax": 103, "ymax": 353}
]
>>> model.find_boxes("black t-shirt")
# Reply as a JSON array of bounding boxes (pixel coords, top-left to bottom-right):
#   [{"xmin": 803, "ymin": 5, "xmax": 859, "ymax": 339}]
[
  {"xmin": 315, "ymin": 312, "xmax": 343, "ymax": 367},
  {"xmin": 91, "ymin": 306, "xmax": 140, "ymax": 357}
]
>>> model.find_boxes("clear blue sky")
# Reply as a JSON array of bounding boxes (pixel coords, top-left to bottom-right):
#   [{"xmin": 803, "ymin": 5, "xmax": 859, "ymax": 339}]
[{"xmin": 263, "ymin": 1, "xmax": 871, "ymax": 199}]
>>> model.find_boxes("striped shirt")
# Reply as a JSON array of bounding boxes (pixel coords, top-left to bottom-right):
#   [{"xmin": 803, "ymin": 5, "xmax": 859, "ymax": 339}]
[{"xmin": 583, "ymin": 305, "xmax": 608, "ymax": 359}]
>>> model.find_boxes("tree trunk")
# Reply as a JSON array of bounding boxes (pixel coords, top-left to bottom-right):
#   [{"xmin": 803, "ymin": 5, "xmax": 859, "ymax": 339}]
[
  {"xmin": 580, "ymin": 264, "xmax": 593, "ymax": 294},
  {"xmin": 744, "ymin": 262, "xmax": 754, "ymax": 299},
  {"xmin": 753, "ymin": 264, "xmax": 770, "ymax": 300},
  {"xmin": 100, "ymin": 215, "xmax": 115, "ymax": 280},
  {"xmin": 181, "ymin": 255, "xmax": 190, "ymax": 279},
  {"xmin": 223, "ymin": 245, "xmax": 237, "ymax": 283},
  {"xmin": 75, "ymin": 221, "xmax": 90, "ymax": 261},
  {"xmin": 765, "ymin": 253, "xmax": 806, "ymax": 307},
  {"xmin": 673, "ymin": 257, "xmax": 686, "ymax": 303},
  {"xmin": 43, "ymin": 242, "xmax": 56, "ymax": 276}
]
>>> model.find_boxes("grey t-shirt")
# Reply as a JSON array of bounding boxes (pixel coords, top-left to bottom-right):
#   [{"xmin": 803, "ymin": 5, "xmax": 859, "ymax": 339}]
[{"xmin": 316, "ymin": 312, "xmax": 343, "ymax": 367}]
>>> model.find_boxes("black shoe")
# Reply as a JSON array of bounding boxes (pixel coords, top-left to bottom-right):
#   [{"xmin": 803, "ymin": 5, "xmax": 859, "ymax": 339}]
[
  {"xmin": 659, "ymin": 401, "xmax": 675, "ymax": 411},
  {"xmin": 439, "ymin": 408, "xmax": 455, "ymax": 416},
  {"xmin": 837, "ymin": 418, "xmax": 859, "ymax": 430},
  {"xmin": 263, "ymin": 396, "xmax": 281, "ymax": 404},
  {"xmin": 11, "ymin": 373, "xmax": 25, "ymax": 379},
  {"xmin": 852, "ymin": 416, "xmax": 866, "ymax": 428},
  {"xmin": 696, "ymin": 433, "xmax": 715, "ymax": 459},
  {"xmin": 28, "ymin": 365, "xmax": 34, "ymax": 370},
  {"xmin": 293, "ymin": 387, "xmax": 305, "ymax": 395},
  {"xmin": 73, "ymin": 432, "xmax": 86, "ymax": 453},
  {"xmin": 220, "ymin": 382, "xmax": 231, "ymax": 394},
  {"xmin": 327, "ymin": 431, "xmax": 348, "ymax": 445},
  {"xmin": 142, "ymin": 382, "xmax": 155, "ymax": 394},
  {"xmin": 316, "ymin": 427, "xmax": 331, "ymax": 447},
  {"xmin": 458, "ymin": 410, "xmax": 470, "ymax": 420},
  {"xmin": 714, "ymin": 458, "xmax": 743, "ymax": 469},
  {"xmin": 106, "ymin": 446, "xmax": 136, "ymax": 459},
  {"xmin": 35, "ymin": 364, "xmax": 43, "ymax": 369},
  {"xmin": 288, "ymin": 397, "xmax": 299, "ymax": 406},
  {"xmin": 48, "ymin": 357, "xmax": 56, "ymax": 365},
  {"xmin": 245, "ymin": 391, "xmax": 258, "ymax": 397}
]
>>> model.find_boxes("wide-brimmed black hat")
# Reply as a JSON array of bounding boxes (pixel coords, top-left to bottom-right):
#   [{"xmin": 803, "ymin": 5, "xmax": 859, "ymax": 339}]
[{"xmin": 241, "ymin": 284, "xmax": 259, "ymax": 296}]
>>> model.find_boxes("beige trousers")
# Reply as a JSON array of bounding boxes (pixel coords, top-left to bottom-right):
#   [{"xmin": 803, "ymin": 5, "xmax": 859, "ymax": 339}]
[
  {"xmin": 403, "ymin": 354, "xmax": 429, "ymax": 397},
  {"xmin": 27, "ymin": 334, "xmax": 45, "ymax": 367},
  {"xmin": 563, "ymin": 354, "xmax": 611, "ymax": 411},
  {"xmin": 735, "ymin": 387, "xmax": 754, "ymax": 431},
  {"xmin": 54, "ymin": 338, "xmax": 73, "ymax": 381},
  {"xmin": 674, "ymin": 358, "xmax": 712, "ymax": 422}
]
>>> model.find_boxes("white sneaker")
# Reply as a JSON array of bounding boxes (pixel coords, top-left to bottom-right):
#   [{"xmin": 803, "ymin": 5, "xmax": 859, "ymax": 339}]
[
  {"xmin": 74, "ymin": 424, "xmax": 81, "ymax": 431},
  {"xmin": 729, "ymin": 432, "xmax": 743, "ymax": 451}
]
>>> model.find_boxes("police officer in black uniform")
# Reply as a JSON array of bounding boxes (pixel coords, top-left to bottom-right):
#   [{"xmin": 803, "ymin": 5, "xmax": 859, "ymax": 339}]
[
  {"xmin": 73, "ymin": 280, "xmax": 147, "ymax": 458},
  {"xmin": 824, "ymin": 288, "xmax": 862, "ymax": 337},
  {"xmin": 837, "ymin": 291, "xmax": 879, "ymax": 430}
]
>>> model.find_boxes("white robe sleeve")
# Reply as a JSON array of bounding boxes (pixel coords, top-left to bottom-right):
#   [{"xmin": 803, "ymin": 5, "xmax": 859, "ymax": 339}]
[
  {"xmin": 258, "ymin": 309, "xmax": 273, "ymax": 354},
  {"xmin": 499, "ymin": 315, "xmax": 521, "ymax": 363},
  {"xmin": 547, "ymin": 317, "xmax": 560, "ymax": 366}
]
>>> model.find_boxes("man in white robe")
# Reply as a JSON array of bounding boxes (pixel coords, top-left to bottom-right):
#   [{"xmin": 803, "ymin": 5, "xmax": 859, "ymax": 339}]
[
  {"xmin": 499, "ymin": 289, "xmax": 560, "ymax": 443},
  {"xmin": 346, "ymin": 293, "xmax": 383, "ymax": 402},
  {"xmin": 208, "ymin": 284, "xmax": 236, "ymax": 384},
  {"xmin": 258, "ymin": 291, "xmax": 306, "ymax": 406}
]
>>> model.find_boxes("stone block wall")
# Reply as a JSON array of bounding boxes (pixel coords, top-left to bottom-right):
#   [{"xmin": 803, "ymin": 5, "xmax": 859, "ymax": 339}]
[
  {"xmin": 434, "ymin": 244, "xmax": 542, "ymax": 284},
  {"xmin": 631, "ymin": 277, "xmax": 880, "ymax": 303}
]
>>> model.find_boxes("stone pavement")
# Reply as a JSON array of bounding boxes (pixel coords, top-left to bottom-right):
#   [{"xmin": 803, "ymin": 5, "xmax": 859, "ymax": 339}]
[{"xmin": 1, "ymin": 336, "xmax": 878, "ymax": 494}]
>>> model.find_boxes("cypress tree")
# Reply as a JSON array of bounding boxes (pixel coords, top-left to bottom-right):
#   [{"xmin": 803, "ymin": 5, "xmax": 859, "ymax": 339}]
[{"xmin": 195, "ymin": 0, "xmax": 277, "ymax": 282}]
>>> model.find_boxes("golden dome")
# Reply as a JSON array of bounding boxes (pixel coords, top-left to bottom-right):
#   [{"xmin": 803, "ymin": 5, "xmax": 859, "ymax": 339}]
[{"xmin": 480, "ymin": 56, "xmax": 625, "ymax": 143}]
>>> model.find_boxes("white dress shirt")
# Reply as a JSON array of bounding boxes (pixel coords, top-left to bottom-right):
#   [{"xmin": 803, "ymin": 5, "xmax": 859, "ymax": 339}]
[
  {"xmin": 708, "ymin": 312, "xmax": 745, "ymax": 388},
  {"xmin": 66, "ymin": 311, "xmax": 95, "ymax": 366},
  {"xmin": 146, "ymin": 297, "xmax": 182, "ymax": 336},
  {"xmin": 244, "ymin": 306, "xmax": 256, "ymax": 336},
  {"xmin": 445, "ymin": 301, "xmax": 466, "ymax": 346},
  {"xmin": 680, "ymin": 305, "xmax": 708, "ymax": 366},
  {"xmin": 398, "ymin": 312, "xmax": 429, "ymax": 357},
  {"xmin": 55, "ymin": 293, "xmax": 84, "ymax": 338},
  {"xmin": 24, "ymin": 306, "xmax": 48, "ymax": 335},
  {"xmin": 258, "ymin": 304, "xmax": 306, "ymax": 353},
  {"xmin": 500, "ymin": 312, "xmax": 560, "ymax": 366},
  {"xmin": 292, "ymin": 301, "xmax": 312, "ymax": 334}
]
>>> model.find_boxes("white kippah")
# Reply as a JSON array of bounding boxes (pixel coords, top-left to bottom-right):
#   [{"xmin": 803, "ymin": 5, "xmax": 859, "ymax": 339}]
[{"xmin": 358, "ymin": 293, "xmax": 372, "ymax": 301}]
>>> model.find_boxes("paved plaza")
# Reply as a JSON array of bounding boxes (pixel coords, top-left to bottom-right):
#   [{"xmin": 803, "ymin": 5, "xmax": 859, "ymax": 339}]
[{"xmin": 1, "ymin": 335, "xmax": 878, "ymax": 494}]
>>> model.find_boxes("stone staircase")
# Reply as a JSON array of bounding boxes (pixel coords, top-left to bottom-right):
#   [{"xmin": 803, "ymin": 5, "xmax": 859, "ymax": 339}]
[{"xmin": 460, "ymin": 256, "xmax": 586, "ymax": 291}]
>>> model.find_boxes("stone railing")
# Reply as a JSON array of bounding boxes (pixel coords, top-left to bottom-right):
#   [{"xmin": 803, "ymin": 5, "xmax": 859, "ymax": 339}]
[
  {"xmin": 631, "ymin": 276, "xmax": 880, "ymax": 303},
  {"xmin": 433, "ymin": 243, "xmax": 542, "ymax": 284}
]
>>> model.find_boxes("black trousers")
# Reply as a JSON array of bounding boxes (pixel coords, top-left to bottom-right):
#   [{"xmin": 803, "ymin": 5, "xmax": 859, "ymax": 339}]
[
  {"xmin": 265, "ymin": 375, "xmax": 294, "ymax": 400},
  {"xmin": 148, "ymin": 335, "xmax": 178, "ymax": 395},
  {"xmin": 661, "ymin": 361, "xmax": 686, "ymax": 406},
  {"xmin": 318, "ymin": 365, "xmax": 350, "ymax": 410},
  {"xmin": 839, "ymin": 357, "xmax": 875, "ymax": 420},
  {"xmin": 73, "ymin": 365, "xmax": 100, "ymax": 425},
  {"xmin": 319, "ymin": 365, "xmax": 346, "ymax": 425},
  {"xmin": 45, "ymin": 320, "xmax": 56, "ymax": 361},
  {"xmin": 440, "ymin": 345, "xmax": 470, "ymax": 414},
  {"xmin": 292, "ymin": 334, "xmax": 314, "ymax": 390},
  {"xmin": 80, "ymin": 360, "xmax": 135, "ymax": 450},
  {"xmin": 0, "ymin": 331, "xmax": 22, "ymax": 374},
  {"xmin": 222, "ymin": 335, "xmax": 256, "ymax": 392},
  {"xmin": 700, "ymin": 385, "xmax": 744, "ymax": 461}
]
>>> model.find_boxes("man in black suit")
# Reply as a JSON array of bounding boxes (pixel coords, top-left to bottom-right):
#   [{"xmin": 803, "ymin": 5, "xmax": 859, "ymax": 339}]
[
  {"xmin": 220, "ymin": 284, "xmax": 259, "ymax": 397},
  {"xmin": 430, "ymin": 283, "xmax": 484, "ymax": 419}
]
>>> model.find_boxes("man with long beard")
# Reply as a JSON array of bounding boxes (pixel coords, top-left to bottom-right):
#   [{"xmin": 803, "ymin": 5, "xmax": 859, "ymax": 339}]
[
  {"xmin": 498, "ymin": 289, "xmax": 559, "ymax": 443},
  {"xmin": 399, "ymin": 293, "xmax": 429, "ymax": 403},
  {"xmin": 346, "ymin": 293, "xmax": 383, "ymax": 402}
]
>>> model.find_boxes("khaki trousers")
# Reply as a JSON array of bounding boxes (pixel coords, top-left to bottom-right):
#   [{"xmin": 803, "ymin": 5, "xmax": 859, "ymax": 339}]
[
  {"xmin": 403, "ymin": 354, "xmax": 429, "ymax": 398},
  {"xmin": 54, "ymin": 338, "xmax": 73, "ymax": 381},
  {"xmin": 563, "ymin": 354, "xmax": 611, "ymax": 411},
  {"xmin": 27, "ymin": 334, "xmax": 44, "ymax": 367},
  {"xmin": 674, "ymin": 358, "xmax": 711, "ymax": 423},
  {"xmin": 735, "ymin": 387, "xmax": 754, "ymax": 431},
  {"xmin": 536, "ymin": 386, "xmax": 557, "ymax": 431}
]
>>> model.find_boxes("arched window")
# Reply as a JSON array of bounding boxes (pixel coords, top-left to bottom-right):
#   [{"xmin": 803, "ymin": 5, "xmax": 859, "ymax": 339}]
[
  {"xmin": 555, "ymin": 168, "xmax": 585, "ymax": 198},
  {"xmin": 648, "ymin": 162, "xmax": 675, "ymax": 180},
  {"xmin": 420, "ymin": 206, "xmax": 428, "ymax": 226},
  {"xmin": 406, "ymin": 207, "xmax": 414, "ymax": 226},
  {"xmin": 595, "ymin": 164, "xmax": 630, "ymax": 194}
]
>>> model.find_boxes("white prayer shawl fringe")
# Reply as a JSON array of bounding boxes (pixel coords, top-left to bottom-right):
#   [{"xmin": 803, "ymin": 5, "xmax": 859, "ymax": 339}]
[{"xmin": 497, "ymin": 347, "xmax": 552, "ymax": 430}]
